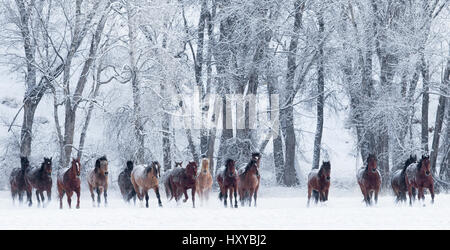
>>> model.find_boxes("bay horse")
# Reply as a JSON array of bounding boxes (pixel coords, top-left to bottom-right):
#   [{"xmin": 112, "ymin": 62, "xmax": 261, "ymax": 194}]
[
  {"xmin": 57, "ymin": 158, "xmax": 81, "ymax": 209},
  {"xmin": 87, "ymin": 156, "xmax": 109, "ymax": 207},
  {"xmin": 357, "ymin": 154, "xmax": 381, "ymax": 206},
  {"xmin": 9, "ymin": 156, "xmax": 31, "ymax": 205},
  {"xmin": 307, "ymin": 161, "xmax": 331, "ymax": 207},
  {"xmin": 165, "ymin": 161, "xmax": 198, "ymax": 208},
  {"xmin": 131, "ymin": 161, "xmax": 162, "ymax": 208},
  {"xmin": 196, "ymin": 158, "xmax": 213, "ymax": 205},
  {"xmin": 405, "ymin": 154, "xmax": 434, "ymax": 205},
  {"xmin": 118, "ymin": 160, "xmax": 136, "ymax": 203},
  {"xmin": 391, "ymin": 155, "xmax": 416, "ymax": 203},
  {"xmin": 217, "ymin": 159, "xmax": 239, "ymax": 208},
  {"xmin": 24, "ymin": 157, "xmax": 53, "ymax": 207},
  {"xmin": 238, "ymin": 159, "xmax": 260, "ymax": 207}
]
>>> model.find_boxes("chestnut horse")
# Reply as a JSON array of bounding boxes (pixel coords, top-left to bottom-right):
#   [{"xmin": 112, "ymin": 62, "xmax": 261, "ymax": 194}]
[
  {"xmin": 24, "ymin": 157, "xmax": 53, "ymax": 207},
  {"xmin": 391, "ymin": 155, "xmax": 416, "ymax": 203},
  {"xmin": 131, "ymin": 161, "xmax": 162, "ymax": 208},
  {"xmin": 307, "ymin": 161, "xmax": 331, "ymax": 206},
  {"xmin": 9, "ymin": 157, "xmax": 31, "ymax": 205},
  {"xmin": 357, "ymin": 154, "xmax": 381, "ymax": 206},
  {"xmin": 57, "ymin": 158, "xmax": 81, "ymax": 209},
  {"xmin": 217, "ymin": 159, "xmax": 239, "ymax": 208},
  {"xmin": 196, "ymin": 158, "xmax": 213, "ymax": 204},
  {"xmin": 165, "ymin": 161, "xmax": 198, "ymax": 208},
  {"xmin": 87, "ymin": 156, "xmax": 109, "ymax": 207},
  {"xmin": 118, "ymin": 160, "xmax": 136, "ymax": 203},
  {"xmin": 405, "ymin": 154, "xmax": 434, "ymax": 205},
  {"xmin": 238, "ymin": 159, "xmax": 260, "ymax": 207}
]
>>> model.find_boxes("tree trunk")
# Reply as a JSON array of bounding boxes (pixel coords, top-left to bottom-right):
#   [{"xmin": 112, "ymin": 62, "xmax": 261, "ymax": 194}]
[{"xmin": 421, "ymin": 55, "xmax": 430, "ymax": 154}]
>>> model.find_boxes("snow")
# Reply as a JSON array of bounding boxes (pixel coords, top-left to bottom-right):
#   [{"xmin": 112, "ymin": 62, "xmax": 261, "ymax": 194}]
[{"xmin": 1, "ymin": 186, "xmax": 449, "ymax": 230}]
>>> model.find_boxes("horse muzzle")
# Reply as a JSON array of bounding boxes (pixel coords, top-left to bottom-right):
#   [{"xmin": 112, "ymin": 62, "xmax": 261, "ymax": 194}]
[
  {"xmin": 326, "ymin": 176, "xmax": 330, "ymax": 181},
  {"xmin": 372, "ymin": 169, "xmax": 377, "ymax": 173},
  {"xmin": 105, "ymin": 172, "xmax": 109, "ymax": 176}
]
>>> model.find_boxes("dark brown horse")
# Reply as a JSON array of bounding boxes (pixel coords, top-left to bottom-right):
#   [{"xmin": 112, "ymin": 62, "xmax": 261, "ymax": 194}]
[
  {"xmin": 217, "ymin": 159, "xmax": 239, "ymax": 208},
  {"xmin": 238, "ymin": 159, "xmax": 260, "ymax": 207},
  {"xmin": 307, "ymin": 161, "xmax": 331, "ymax": 206},
  {"xmin": 165, "ymin": 161, "xmax": 198, "ymax": 208},
  {"xmin": 357, "ymin": 154, "xmax": 381, "ymax": 206},
  {"xmin": 87, "ymin": 156, "xmax": 109, "ymax": 207},
  {"xmin": 118, "ymin": 160, "xmax": 136, "ymax": 203},
  {"xmin": 405, "ymin": 154, "xmax": 434, "ymax": 205},
  {"xmin": 9, "ymin": 157, "xmax": 31, "ymax": 205},
  {"xmin": 131, "ymin": 161, "xmax": 162, "ymax": 208},
  {"xmin": 24, "ymin": 157, "xmax": 53, "ymax": 207},
  {"xmin": 57, "ymin": 158, "xmax": 81, "ymax": 209},
  {"xmin": 391, "ymin": 155, "xmax": 416, "ymax": 203}
]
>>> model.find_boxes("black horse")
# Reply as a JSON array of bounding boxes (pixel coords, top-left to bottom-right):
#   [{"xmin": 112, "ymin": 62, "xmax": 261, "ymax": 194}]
[
  {"xmin": 9, "ymin": 157, "xmax": 31, "ymax": 205},
  {"xmin": 391, "ymin": 155, "xmax": 416, "ymax": 203},
  {"xmin": 25, "ymin": 157, "xmax": 53, "ymax": 207},
  {"xmin": 118, "ymin": 161, "xmax": 136, "ymax": 203}
]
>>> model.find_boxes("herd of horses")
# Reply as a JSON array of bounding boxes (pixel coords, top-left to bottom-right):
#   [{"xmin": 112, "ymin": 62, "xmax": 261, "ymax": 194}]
[
  {"xmin": 8, "ymin": 153, "xmax": 261, "ymax": 209},
  {"xmin": 8, "ymin": 151, "xmax": 435, "ymax": 209}
]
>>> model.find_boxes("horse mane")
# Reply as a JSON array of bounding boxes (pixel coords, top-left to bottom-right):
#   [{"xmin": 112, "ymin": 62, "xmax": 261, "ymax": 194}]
[
  {"xmin": 201, "ymin": 158, "xmax": 209, "ymax": 171},
  {"xmin": 244, "ymin": 159, "xmax": 257, "ymax": 175},
  {"xmin": 224, "ymin": 159, "xmax": 234, "ymax": 174},
  {"xmin": 20, "ymin": 156, "xmax": 29, "ymax": 170},
  {"xmin": 416, "ymin": 155, "xmax": 429, "ymax": 171},
  {"xmin": 402, "ymin": 155, "xmax": 416, "ymax": 172},
  {"xmin": 95, "ymin": 156, "xmax": 108, "ymax": 173},
  {"xmin": 365, "ymin": 154, "xmax": 375, "ymax": 171}
]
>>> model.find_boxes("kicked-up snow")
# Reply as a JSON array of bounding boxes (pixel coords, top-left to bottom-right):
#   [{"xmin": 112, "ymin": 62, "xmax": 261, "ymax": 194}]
[{"xmin": 0, "ymin": 186, "xmax": 448, "ymax": 230}]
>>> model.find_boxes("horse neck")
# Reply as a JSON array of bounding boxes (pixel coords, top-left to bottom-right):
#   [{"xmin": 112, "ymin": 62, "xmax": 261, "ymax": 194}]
[{"xmin": 67, "ymin": 164, "xmax": 77, "ymax": 178}]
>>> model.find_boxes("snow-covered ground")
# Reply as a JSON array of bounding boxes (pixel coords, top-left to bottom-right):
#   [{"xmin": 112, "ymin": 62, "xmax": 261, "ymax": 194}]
[{"xmin": 1, "ymin": 186, "xmax": 448, "ymax": 230}]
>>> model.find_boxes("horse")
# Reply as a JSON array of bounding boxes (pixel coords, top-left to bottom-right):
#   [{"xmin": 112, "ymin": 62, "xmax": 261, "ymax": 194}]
[
  {"xmin": 405, "ymin": 154, "xmax": 434, "ymax": 205},
  {"xmin": 9, "ymin": 156, "xmax": 31, "ymax": 205},
  {"xmin": 24, "ymin": 157, "xmax": 53, "ymax": 207},
  {"xmin": 307, "ymin": 161, "xmax": 331, "ymax": 206},
  {"xmin": 118, "ymin": 160, "xmax": 136, "ymax": 204},
  {"xmin": 391, "ymin": 155, "xmax": 417, "ymax": 203},
  {"xmin": 87, "ymin": 156, "xmax": 109, "ymax": 207},
  {"xmin": 217, "ymin": 159, "xmax": 239, "ymax": 208},
  {"xmin": 57, "ymin": 158, "xmax": 81, "ymax": 209},
  {"xmin": 130, "ymin": 161, "xmax": 162, "ymax": 208},
  {"xmin": 196, "ymin": 158, "xmax": 213, "ymax": 204},
  {"xmin": 238, "ymin": 159, "xmax": 260, "ymax": 207},
  {"xmin": 165, "ymin": 161, "xmax": 198, "ymax": 208},
  {"xmin": 357, "ymin": 154, "xmax": 381, "ymax": 206}
]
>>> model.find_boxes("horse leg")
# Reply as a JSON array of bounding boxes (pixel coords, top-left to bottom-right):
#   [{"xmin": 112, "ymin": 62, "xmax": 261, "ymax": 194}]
[
  {"xmin": 183, "ymin": 188, "xmax": 189, "ymax": 203},
  {"xmin": 234, "ymin": 187, "xmax": 238, "ymax": 208},
  {"xmin": 307, "ymin": 186, "xmax": 312, "ymax": 207},
  {"xmin": 96, "ymin": 187, "xmax": 102, "ymax": 207},
  {"xmin": 223, "ymin": 188, "xmax": 228, "ymax": 208},
  {"xmin": 47, "ymin": 189, "xmax": 51, "ymax": 203},
  {"xmin": 374, "ymin": 190, "xmax": 379, "ymax": 205},
  {"xmin": 26, "ymin": 187, "xmax": 32, "ymax": 207},
  {"xmin": 154, "ymin": 187, "xmax": 162, "ymax": 207},
  {"xmin": 35, "ymin": 190, "xmax": 41, "ymax": 207},
  {"xmin": 144, "ymin": 190, "xmax": 149, "ymax": 208},
  {"xmin": 248, "ymin": 189, "xmax": 254, "ymax": 207},
  {"xmin": 76, "ymin": 189, "xmax": 80, "ymax": 209},
  {"xmin": 66, "ymin": 191, "xmax": 73, "ymax": 209},
  {"xmin": 253, "ymin": 190, "xmax": 257, "ymax": 207},
  {"xmin": 429, "ymin": 184, "xmax": 435, "ymax": 204},
  {"xmin": 59, "ymin": 190, "xmax": 65, "ymax": 209},
  {"xmin": 104, "ymin": 187, "xmax": 108, "ymax": 207},
  {"xmin": 89, "ymin": 184, "xmax": 95, "ymax": 206},
  {"xmin": 191, "ymin": 187, "xmax": 196, "ymax": 208}
]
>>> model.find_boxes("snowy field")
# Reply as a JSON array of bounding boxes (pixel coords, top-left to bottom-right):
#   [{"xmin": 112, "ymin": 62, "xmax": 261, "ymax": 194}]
[{"xmin": 1, "ymin": 186, "xmax": 449, "ymax": 230}]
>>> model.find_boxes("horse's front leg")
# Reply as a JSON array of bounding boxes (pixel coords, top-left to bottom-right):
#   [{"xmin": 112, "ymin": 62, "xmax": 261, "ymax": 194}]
[
  {"xmin": 374, "ymin": 189, "xmax": 379, "ymax": 205},
  {"xmin": 46, "ymin": 189, "xmax": 51, "ymax": 203},
  {"xmin": 26, "ymin": 187, "xmax": 32, "ymax": 207},
  {"xmin": 191, "ymin": 186, "xmax": 196, "ymax": 208},
  {"xmin": 66, "ymin": 191, "xmax": 73, "ymax": 209},
  {"xmin": 89, "ymin": 184, "xmax": 95, "ymax": 205},
  {"xmin": 223, "ymin": 188, "xmax": 228, "ymax": 208},
  {"xmin": 35, "ymin": 190, "xmax": 41, "ymax": 207},
  {"xmin": 76, "ymin": 189, "xmax": 80, "ymax": 209},
  {"xmin": 325, "ymin": 188, "xmax": 329, "ymax": 201},
  {"xmin": 104, "ymin": 185, "xmax": 108, "ymax": 206},
  {"xmin": 154, "ymin": 187, "xmax": 162, "ymax": 207},
  {"xmin": 233, "ymin": 186, "xmax": 238, "ymax": 208},
  {"xmin": 429, "ymin": 184, "xmax": 435, "ymax": 204},
  {"xmin": 96, "ymin": 187, "xmax": 102, "ymax": 207},
  {"xmin": 144, "ymin": 190, "xmax": 149, "ymax": 208},
  {"xmin": 183, "ymin": 188, "xmax": 189, "ymax": 203}
]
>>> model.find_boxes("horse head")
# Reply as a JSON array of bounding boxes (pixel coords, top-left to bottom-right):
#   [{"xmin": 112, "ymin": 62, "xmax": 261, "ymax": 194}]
[
  {"xmin": 418, "ymin": 155, "xmax": 431, "ymax": 177},
  {"xmin": 146, "ymin": 161, "xmax": 161, "ymax": 178},
  {"xmin": 72, "ymin": 158, "xmax": 81, "ymax": 176},
  {"xmin": 201, "ymin": 158, "xmax": 209, "ymax": 173},
  {"xmin": 186, "ymin": 161, "xmax": 198, "ymax": 178},
  {"xmin": 225, "ymin": 159, "xmax": 236, "ymax": 178},
  {"xmin": 20, "ymin": 156, "xmax": 30, "ymax": 170},
  {"xmin": 126, "ymin": 160, "xmax": 134, "ymax": 172},
  {"xmin": 366, "ymin": 154, "xmax": 377, "ymax": 173},
  {"xmin": 95, "ymin": 156, "xmax": 109, "ymax": 176},
  {"xmin": 320, "ymin": 161, "xmax": 331, "ymax": 181},
  {"xmin": 42, "ymin": 157, "xmax": 52, "ymax": 177}
]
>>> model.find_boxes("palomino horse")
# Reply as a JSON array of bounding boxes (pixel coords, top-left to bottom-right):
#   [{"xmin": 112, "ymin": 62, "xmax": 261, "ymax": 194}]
[
  {"xmin": 391, "ymin": 155, "xmax": 417, "ymax": 203},
  {"xmin": 9, "ymin": 157, "xmax": 31, "ymax": 205},
  {"xmin": 238, "ymin": 159, "xmax": 260, "ymax": 207},
  {"xmin": 217, "ymin": 159, "xmax": 239, "ymax": 208},
  {"xmin": 307, "ymin": 161, "xmax": 331, "ymax": 206},
  {"xmin": 57, "ymin": 158, "xmax": 81, "ymax": 209},
  {"xmin": 405, "ymin": 154, "xmax": 434, "ymax": 205},
  {"xmin": 357, "ymin": 154, "xmax": 381, "ymax": 206},
  {"xmin": 196, "ymin": 158, "xmax": 213, "ymax": 204},
  {"xmin": 24, "ymin": 157, "xmax": 53, "ymax": 207},
  {"xmin": 131, "ymin": 161, "xmax": 162, "ymax": 208},
  {"xmin": 118, "ymin": 160, "xmax": 136, "ymax": 203},
  {"xmin": 87, "ymin": 156, "xmax": 109, "ymax": 207},
  {"xmin": 165, "ymin": 161, "xmax": 198, "ymax": 208}
]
